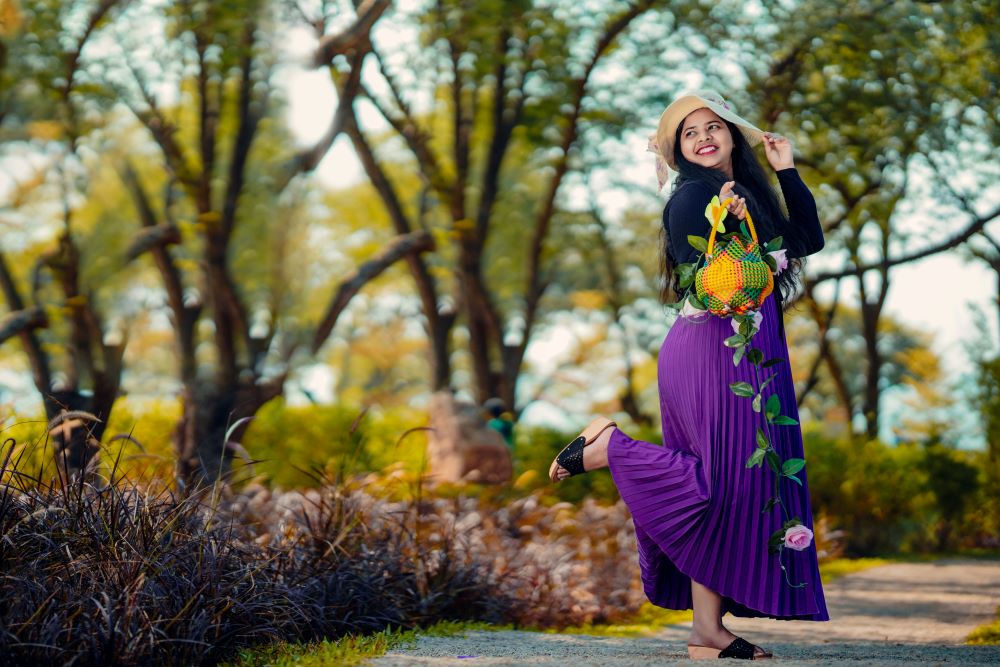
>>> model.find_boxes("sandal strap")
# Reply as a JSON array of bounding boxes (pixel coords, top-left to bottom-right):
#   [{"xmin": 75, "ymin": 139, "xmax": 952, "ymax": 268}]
[
  {"xmin": 555, "ymin": 436, "xmax": 587, "ymax": 476},
  {"xmin": 719, "ymin": 637, "xmax": 758, "ymax": 659}
]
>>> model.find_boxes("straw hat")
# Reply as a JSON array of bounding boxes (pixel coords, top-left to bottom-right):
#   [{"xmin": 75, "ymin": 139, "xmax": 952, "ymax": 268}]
[{"xmin": 647, "ymin": 90, "xmax": 765, "ymax": 188}]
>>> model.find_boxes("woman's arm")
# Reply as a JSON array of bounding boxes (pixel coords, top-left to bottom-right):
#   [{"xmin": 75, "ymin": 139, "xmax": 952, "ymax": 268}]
[
  {"xmin": 663, "ymin": 180, "xmax": 718, "ymax": 266},
  {"xmin": 762, "ymin": 131, "xmax": 824, "ymax": 258},
  {"xmin": 776, "ymin": 168, "xmax": 824, "ymax": 258}
]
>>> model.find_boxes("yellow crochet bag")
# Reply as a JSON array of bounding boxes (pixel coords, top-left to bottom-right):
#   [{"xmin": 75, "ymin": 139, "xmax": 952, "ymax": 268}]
[{"xmin": 695, "ymin": 197, "xmax": 774, "ymax": 316}]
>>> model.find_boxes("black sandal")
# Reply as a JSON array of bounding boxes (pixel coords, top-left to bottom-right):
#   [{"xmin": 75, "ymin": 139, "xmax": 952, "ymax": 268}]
[
  {"xmin": 547, "ymin": 417, "xmax": 617, "ymax": 482},
  {"xmin": 688, "ymin": 637, "xmax": 773, "ymax": 660}
]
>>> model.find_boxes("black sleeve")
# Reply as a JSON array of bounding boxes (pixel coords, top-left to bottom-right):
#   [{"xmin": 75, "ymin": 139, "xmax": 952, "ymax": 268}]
[
  {"xmin": 663, "ymin": 180, "xmax": 719, "ymax": 266},
  {"xmin": 775, "ymin": 167, "xmax": 824, "ymax": 258}
]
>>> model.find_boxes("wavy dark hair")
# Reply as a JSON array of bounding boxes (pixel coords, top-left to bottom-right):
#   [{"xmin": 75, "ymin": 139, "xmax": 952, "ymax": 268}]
[{"xmin": 660, "ymin": 117, "xmax": 806, "ymax": 305}]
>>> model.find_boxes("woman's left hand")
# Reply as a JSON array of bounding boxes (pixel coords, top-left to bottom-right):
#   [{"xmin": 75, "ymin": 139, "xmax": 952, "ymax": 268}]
[{"xmin": 762, "ymin": 132, "xmax": 795, "ymax": 171}]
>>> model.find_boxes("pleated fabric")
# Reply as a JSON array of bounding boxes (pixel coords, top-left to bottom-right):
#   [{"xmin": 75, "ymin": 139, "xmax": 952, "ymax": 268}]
[{"xmin": 607, "ymin": 295, "xmax": 829, "ymax": 620}]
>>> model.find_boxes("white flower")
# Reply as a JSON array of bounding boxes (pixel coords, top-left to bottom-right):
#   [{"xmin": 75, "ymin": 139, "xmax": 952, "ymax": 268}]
[
  {"xmin": 731, "ymin": 310, "xmax": 764, "ymax": 334},
  {"xmin": 769, "ymin": 248, "xmax": 789, "ymax": 275},
  {"xmin": 680, "ymin": 299, "xmax": 707, "ymax": 319}
]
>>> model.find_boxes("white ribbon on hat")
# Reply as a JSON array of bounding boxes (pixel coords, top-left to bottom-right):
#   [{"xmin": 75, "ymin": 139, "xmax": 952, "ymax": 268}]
[{"xmin": 646, "ymin": 132, "xmax": 670, "ymax": 191}]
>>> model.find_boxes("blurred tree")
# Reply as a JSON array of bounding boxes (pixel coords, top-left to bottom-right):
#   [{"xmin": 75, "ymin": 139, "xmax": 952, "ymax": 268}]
[
  {"xmin": 0, "ymin": 0, "xmax": 128, "ymax": 477},
  {"xmin": 103, "ymin": 0, "xmax": 429, "ymax": 484},
  {"xmin": 743, "ymin": 0, "xmax": 1000, "ymax": 438},
  {"xmin": 786, "ymin": 304, "xmax": 946, "ymax": 438},
  {"xmin": 322, "ymin": 0, "xmax": 720, "ymax": 412}
]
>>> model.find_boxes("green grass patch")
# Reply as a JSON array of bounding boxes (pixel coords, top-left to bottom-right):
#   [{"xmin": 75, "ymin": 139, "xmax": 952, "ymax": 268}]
[
  {"xmin": 819, "ymin": 557, "xmax": 893, "ymax": 583},
  {"xmin": 967, "ymin": 606, "xmax": 1000, "ymax": 645},
  {"xmin": 222, "ymin": 621, "xmax": 507, "ymax": 667}
]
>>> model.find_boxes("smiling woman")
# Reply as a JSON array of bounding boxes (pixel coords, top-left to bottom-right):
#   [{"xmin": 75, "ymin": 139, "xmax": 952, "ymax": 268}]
[
  {"xmin": 679, "ymin": 109, "xmax": 736, "ymax": 176},
  {"xmin": 547, "ymin": 89, "xmax": 828, "ymax": 661}
]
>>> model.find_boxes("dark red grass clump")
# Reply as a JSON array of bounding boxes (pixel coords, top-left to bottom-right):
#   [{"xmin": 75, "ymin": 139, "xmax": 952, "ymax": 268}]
[{"xmin": 0, "ymin": 441, "xmax": 513, "ymax": 666}]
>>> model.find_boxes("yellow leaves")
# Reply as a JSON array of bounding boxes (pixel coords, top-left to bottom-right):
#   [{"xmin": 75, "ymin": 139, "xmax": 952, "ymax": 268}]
[
  {"xmin": 196, "ymin": 211, "xmax": 221, "ymax": 230},
  {"xmin": 512, "ymin": 469, "xmax": 538, "ymax": 491},
  {"xmin": 0, "ymin": 0, "xmax": 23, "ymax": 38},
  {"xmin": 64, "ymin": 294, "xmax": 88, "ymax": 308},
  {"xmin": 26, "ymin": 121, "xmax": 63, "ymax": 142},
  {"xmin": 570, "ymin": 290, "xmax": 607, "ymax": 310}
]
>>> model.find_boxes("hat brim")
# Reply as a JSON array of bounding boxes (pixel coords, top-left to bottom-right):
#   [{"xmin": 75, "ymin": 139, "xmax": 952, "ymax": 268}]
[{"xmin": 656, "ymin": 93, "xmax": 764, "ymax": 170}]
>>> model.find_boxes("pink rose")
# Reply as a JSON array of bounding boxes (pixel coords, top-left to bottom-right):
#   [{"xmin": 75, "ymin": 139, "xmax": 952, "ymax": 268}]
[
  {"xmin": 783, "ymin": 524, "xmax": 814, "ymax": 551},
  {"xmin": 769, "ymin": 248, "xmax": 788, "ymax": 275}
]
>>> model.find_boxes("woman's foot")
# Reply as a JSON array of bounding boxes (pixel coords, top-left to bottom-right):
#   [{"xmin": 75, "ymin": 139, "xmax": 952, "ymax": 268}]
[
  {"xmin": 548, "ymin": 417, "xmax": 616, "ymax": 482},
  {"xmin": 688, "ymin": 626, "xmax": 771, "ymax": 659}
]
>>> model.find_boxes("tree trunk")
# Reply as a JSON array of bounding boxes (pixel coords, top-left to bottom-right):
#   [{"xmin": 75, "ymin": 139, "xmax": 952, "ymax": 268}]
[
  {"xmin": 173, "ymin": 379, "xmax": 278, "ymax": 486},
  {"xmin": 45, "ymin": 388, "xmax": 115, "ymax": 479}
]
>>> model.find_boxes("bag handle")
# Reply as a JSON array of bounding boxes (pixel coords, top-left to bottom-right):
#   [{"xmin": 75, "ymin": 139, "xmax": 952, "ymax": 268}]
[{"xmin": 706, "ymin": 196, "xmax": 759, "ymax": 256}]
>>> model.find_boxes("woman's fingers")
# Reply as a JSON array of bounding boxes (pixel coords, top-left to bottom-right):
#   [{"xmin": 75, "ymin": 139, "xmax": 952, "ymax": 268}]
[{"xmin": 727, "ymin": 195, "xmax": 746, "ymax": 219}]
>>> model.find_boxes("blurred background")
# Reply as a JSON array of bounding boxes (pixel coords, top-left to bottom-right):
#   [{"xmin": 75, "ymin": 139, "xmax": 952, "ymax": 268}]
[{"xmin": 1, "ymin": 0, "xmax": 998, "ymax": 559}]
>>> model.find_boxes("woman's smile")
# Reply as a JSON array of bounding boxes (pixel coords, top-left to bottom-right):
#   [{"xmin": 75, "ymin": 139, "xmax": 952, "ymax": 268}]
[{"xmin": 679, "ymin": 108, "xmax": 735, "ymax": 177}]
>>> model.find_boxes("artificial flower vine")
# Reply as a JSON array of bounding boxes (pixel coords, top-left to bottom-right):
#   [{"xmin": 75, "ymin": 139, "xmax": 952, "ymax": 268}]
[{"xmin": 669, "ymin": 195, "xmax": 813, "ymax": 588}]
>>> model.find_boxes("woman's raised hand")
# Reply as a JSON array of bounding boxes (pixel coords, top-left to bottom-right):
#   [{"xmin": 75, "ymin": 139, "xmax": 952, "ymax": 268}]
[
  {"xmin": 720, "ymin": 181, "xmax": 746, "ymax": 220},
  {"xmin": 762, "ymin": 131, "xmax": 795, "ymax": 171}
]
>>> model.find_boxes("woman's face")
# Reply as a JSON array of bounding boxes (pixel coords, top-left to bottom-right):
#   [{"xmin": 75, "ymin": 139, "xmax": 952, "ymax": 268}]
[{"xmin": 678, "ymin": 108, "xmax": 734, "ymax": 177}]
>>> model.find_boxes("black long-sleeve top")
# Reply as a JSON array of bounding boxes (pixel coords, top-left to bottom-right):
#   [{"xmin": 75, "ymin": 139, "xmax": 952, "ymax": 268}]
[{"xmin": 663, "ymin": 168, "xmax": 825, "ymax": 268}]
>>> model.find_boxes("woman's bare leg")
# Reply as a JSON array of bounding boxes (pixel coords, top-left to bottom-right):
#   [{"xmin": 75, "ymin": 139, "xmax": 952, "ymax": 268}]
[
  {"xmin": 689, "ymin": 580, "xmax": 768, "ymax": 657},
  {"xmin": 553, "ymin": 427, "xmax": 614, "ymax": 480}
]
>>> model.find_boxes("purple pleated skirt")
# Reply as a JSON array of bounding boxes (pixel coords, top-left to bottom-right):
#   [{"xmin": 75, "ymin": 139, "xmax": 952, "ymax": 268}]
[{"xmin": 607, "ymin": 295, "xmax": 829, "ymax": 620}]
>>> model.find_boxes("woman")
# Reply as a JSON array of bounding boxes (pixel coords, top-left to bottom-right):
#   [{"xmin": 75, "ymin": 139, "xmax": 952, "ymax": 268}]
[{"xmin": 548, "ymin": 91, "xmax": 829, "ymax": 660}]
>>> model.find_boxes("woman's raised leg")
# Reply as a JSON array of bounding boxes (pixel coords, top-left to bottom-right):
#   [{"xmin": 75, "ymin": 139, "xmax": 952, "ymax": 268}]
[{"xmin": 552, "ymin": 426, "xmax": 615, "ymax": 481}]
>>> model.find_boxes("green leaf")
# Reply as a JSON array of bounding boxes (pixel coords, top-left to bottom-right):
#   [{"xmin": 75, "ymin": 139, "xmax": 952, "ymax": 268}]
[
  {"xmin": 687, "ymin": 294, "xmax": 707, "ymax": 311},
  {"xmin": 786, "ymin": 474, "xmax": 802, "ymax": 486},
  {"xmin": 764, "ymin": 254, "xmax": 778, "ymax": 272},
  {"xmin": 677, "ymin": 263, "xmax": 695, "ymax": 288},
  {"xmin": 760, "ymin": 373, "xmax": 777, "ymax": 392},
  {"xmin": 724, "ymin": 334, "xmax": 746, "ymax": 348},
  {"xmin": 755, "ymin": 427, "xmax": 769, "ymax": 449},
  {"xmin": 746, "ymin": 448, "xmax": 765, "ymax": 468},
  {"xmin": 747, "ymin": 349, "xmax": 763, "ymax": 365},
  {"xmin": 762, "ymin": 358, "xmax": 785, "ymax": 368},
  {"xmin": 761, "ymin": 496, "xmax": 780, "ymax": 513},
  {"xmin": 688, "ymin": 235, "xmax": 708, "ymax": 253},
  {"xmin": 765, "ymin": 236, "xmax": 784, "ymax": 253},
  {"xmin": 740, "ymin": 220, "xmax": 751, "ymax": 239},
  {"xmin": 765, "ymin": 450, "xmax": 781, "ymax": 473},
  {"xmin": 782, "ymin": 458, "xmax": 806, "ymax": 475},
  {"xmin": 729, "ymin": 382, "xmax": 754, "ymax": 397},
  {"xmin": 772, "ymin": 415, "xmax": 799, "ymax": 426},
  {"xmin": 739, "ymin": 318, "xmax": 752, "ymax": 337},
  {"xmin": 733, "ymin": 345, "xmax": 745, "ymax": 367},
  {"xmin": 752, "ymin": 393, "xmax": 762, "ymax": 412},
  {"xmin": 783, "ymin": 517, "xmax": 803, "ymax": 530},
  {"xmin": 765, "ymin": 394, "xmax": 780, "ymax": 420},
  {"xmin": 768, "ymin": 528, "xmax": 785, "ymax": 552}
]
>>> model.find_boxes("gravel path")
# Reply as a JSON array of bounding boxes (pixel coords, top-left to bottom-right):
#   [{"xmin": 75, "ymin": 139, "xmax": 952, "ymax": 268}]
[{"xmin": 373, "ymin": 559, "xmax": 1000, "ymax": 665}]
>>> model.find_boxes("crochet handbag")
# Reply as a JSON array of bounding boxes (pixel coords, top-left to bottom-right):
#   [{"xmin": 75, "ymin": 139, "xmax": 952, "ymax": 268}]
[{"xmin": 695, "ymin": 197, "xmax": 774, "ymax": 316}]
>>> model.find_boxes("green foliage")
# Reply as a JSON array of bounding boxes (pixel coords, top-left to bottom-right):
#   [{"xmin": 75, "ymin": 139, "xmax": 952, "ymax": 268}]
[
  {"xmin": 967, "ymin": 606, "xmax": 1000, "ymax": 646},
  {"xmin": 802, "ymin": 427, "xmax": 999, "ymax": 555},
  {"xmin": 237, "ymin": 400, "xmax": 430, "ymax": 488}
]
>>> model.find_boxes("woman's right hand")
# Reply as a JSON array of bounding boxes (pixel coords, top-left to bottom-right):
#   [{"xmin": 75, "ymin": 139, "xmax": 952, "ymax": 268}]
[{"xmin": 720, "ymin": 181, "xmax": 746, "ymax": 220}]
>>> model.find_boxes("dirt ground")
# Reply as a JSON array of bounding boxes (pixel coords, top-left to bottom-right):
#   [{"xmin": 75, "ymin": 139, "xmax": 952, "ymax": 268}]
[{"xmin": 372, "ymin": 559, "xmax": 1000, "ymax": 665}]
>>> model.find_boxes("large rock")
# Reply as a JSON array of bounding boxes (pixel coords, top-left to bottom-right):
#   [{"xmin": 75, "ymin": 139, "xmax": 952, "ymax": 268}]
[{"xmin": 426, "ymin": 391, "xmax": 513, "ymax": 484}]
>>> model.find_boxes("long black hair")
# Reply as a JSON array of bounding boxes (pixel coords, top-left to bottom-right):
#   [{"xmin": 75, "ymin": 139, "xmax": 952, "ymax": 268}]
[{"xmin": 661, "ymin": 118, "xmax": 805, "ymax": 305}]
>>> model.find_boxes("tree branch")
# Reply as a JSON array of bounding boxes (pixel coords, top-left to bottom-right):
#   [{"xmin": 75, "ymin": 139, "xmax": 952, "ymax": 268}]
[
  {"xmin": 311, "ymin": 230, "xmax": 433, "ymax": 353},
  {"xmin": 522, "ymin": 0, "xmax": 655, "ymax": 348},
  {"xmin": 311, "ymin": 0, "xmax": 391, "ymax": 67}
]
